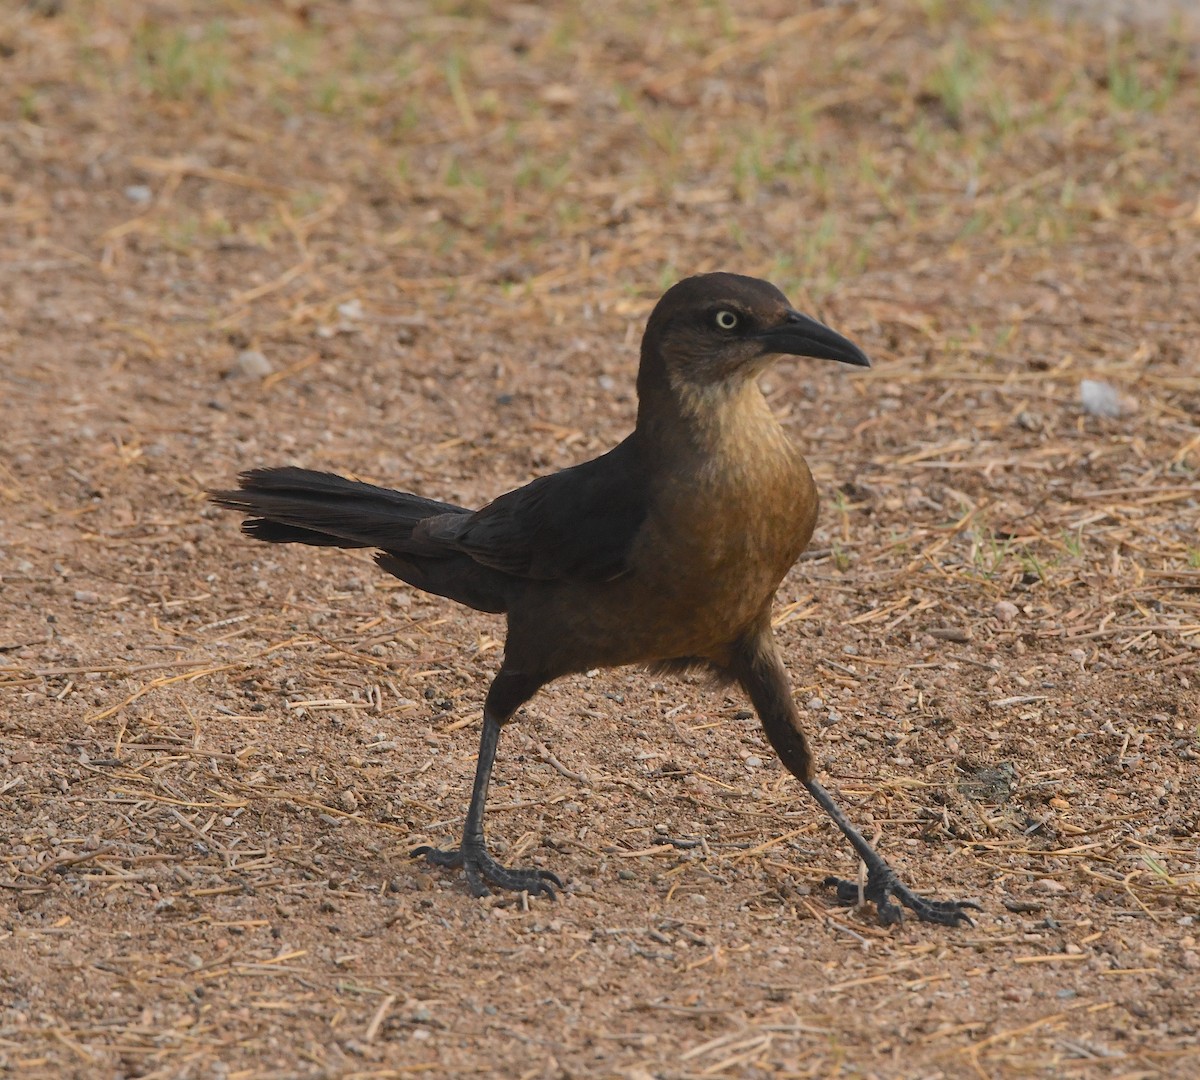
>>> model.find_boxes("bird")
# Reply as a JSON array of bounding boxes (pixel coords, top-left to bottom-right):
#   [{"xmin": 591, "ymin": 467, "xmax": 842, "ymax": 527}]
[{"xmin": 211, "ymin": 272, "xmax": 978, "ymax": 926}]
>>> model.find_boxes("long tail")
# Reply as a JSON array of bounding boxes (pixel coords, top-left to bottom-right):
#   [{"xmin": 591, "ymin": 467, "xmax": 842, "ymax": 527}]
[{"xmin": 209, "ymin": 467, "xmax": 468, "ymax": 549}]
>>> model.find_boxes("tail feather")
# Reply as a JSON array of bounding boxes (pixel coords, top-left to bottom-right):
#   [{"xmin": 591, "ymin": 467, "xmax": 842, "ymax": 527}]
[
  {"xmin": 242, "ymin": 520, "xmax": 362, "ymax": 547},
  {"xmin": 210, "ymin": 467, "xmax": 468, "ymax": 550},
  {"xmin": 211, "ymin": 466, "xmax": 514, "ymax": 614}
]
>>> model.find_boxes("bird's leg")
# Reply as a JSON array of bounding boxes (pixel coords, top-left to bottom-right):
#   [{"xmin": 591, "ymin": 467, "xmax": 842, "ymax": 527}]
[
  {"xmin": 730, "ymin": 626, "xmax": 978, "ymax": 927},
  {"xmin": 803, "ymin": 777, "xmax": 979, "ymax": 926},
  {"xmin": 413, "ymin": 673, "xmax": 562, "ymax": 899}
]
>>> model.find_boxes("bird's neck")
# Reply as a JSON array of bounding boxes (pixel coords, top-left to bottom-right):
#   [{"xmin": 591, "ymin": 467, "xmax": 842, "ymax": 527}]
[{"xmin": 636, "ymin": 373, "xmax": 793, "ymax": 467}]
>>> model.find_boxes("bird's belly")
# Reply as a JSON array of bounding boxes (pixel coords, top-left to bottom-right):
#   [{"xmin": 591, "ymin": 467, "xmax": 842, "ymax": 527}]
[
  {"xmin": 633, "ymin": 504, "xmax": 807, "ymax": 644},
  {"xmin": 506, "ymin": 484, "xmax": 814, "ymax": 676}
]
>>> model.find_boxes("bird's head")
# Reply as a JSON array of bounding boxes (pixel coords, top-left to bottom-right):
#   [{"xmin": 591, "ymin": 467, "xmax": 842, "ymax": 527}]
[{"xmin": 637, "ymin": 273, "xmax": 870, "ymax": 407}]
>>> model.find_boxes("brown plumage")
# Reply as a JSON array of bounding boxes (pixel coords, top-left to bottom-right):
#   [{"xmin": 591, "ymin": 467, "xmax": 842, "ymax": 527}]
[{"xmin": 211, "ymin": 273, "xmax": 978, "ymax": 926}]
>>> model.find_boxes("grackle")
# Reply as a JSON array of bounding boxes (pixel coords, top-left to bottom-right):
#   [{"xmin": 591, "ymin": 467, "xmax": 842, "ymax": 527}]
[{"xmin": 211, "ymin": 273, "xmax": 978, "ymax": 926}]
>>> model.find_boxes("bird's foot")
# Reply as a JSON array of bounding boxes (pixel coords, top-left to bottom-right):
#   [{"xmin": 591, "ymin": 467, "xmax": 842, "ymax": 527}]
[
  {"xmin": 823, "ymin": 862, "xmax": 980, "ymax": 927},
  {"xmin": 412, "ymin": 841, "xmax": 563, "ymax": 899}
]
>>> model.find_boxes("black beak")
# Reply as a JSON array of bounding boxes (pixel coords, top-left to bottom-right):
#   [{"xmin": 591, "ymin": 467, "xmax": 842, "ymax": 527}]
[{"xmin": 756, "ymin": 309, "xmax": 871, "ymax": 368}]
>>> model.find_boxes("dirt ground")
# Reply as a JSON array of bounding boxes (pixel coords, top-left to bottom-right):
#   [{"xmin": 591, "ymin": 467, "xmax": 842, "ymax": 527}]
[{"xmin": 2, "ymin": 2, "xmax": 1198, "ymax": 1077}]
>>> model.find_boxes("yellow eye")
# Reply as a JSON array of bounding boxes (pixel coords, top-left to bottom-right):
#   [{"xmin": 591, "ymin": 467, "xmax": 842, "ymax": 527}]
[{"xmin": 714, "ymin": 310, "xmax": 739, "ymax": 331}]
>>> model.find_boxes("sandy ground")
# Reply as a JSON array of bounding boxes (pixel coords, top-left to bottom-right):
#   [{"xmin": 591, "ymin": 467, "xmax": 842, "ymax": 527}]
[
  {"xmin": 1, "ymin": 2, "xmax": 1198, "ymax": 1077},
  {"xmin": 1041, "ymin": 0, "xmax": 1200, "ymax": 30},
  {"xmin": 1044, "ymin": 0, "xmax": 1200, "ymax": 33}
]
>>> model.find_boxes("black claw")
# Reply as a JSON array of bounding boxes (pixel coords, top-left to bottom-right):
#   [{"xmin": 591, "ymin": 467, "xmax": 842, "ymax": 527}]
[
  {"xmin": 412, "ymin": 843, "xmax": 562, "ymax": 899},
  {"xmin": 411, "ymin": 844, "xmax": 459, "ymax": 867},
  {"xmin": 822, "ymin": 870, "xmax": 978, "ymax": 927},
  {"xmin": 825, "ymin": 874, "xmax": 861, "ymax": 905}
]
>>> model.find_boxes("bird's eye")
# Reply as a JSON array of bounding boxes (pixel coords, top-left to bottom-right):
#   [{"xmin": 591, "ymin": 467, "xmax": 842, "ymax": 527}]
[{"xmin": 714, "ymin": 310, "xmax": 739, "ymax": 331}]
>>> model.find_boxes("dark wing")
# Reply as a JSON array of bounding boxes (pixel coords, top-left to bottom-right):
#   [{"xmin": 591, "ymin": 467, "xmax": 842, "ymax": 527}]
[{"xmin": 411, "ymin": 434, "xmax": 649, "ymax": 583}]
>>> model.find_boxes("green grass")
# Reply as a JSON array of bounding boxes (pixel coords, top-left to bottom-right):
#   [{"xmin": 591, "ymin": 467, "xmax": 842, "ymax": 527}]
[
  {"xmin": 1062, "ymin": 529, "xmax": 1085, "ymax": 559},
  {"xmin": 927, "ymin": 38, "xmax": 985, "ymax": 127},
  {"xmin": 1106, "ymin": 37, "xmax": 1187, "ymax": 111},
  {"xmin": 18, "ymin": 89, "xmax": 39, "ymax": 122},
  {"xmin": 133, "ymin": 19, "xmax": 232, "ymax": 102}
]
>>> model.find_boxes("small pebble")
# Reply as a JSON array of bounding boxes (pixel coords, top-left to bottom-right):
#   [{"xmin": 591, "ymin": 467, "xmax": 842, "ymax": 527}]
[
  {"xmin": 1080, "ymin": 378, "xmax": 1126, "ymax": 418},
  {"xmin": 231, "ymin": 349, "xmax": 273, "ymax": 379},
  {"xmin": 994, "ymin": 600, "xmax": 1019, "ymax": 624}
]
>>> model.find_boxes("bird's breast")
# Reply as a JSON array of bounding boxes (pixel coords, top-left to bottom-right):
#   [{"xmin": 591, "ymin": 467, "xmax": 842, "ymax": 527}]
[
  {"xmin": 625, "ymin": 414, "xmax": 818, "ymax": 653},
  {"xmin": 643, "ymin": 443, "xmax": 813, "ymax": 586}
]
